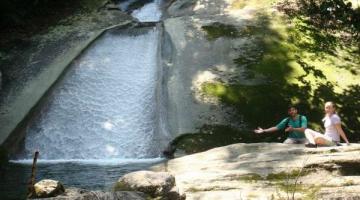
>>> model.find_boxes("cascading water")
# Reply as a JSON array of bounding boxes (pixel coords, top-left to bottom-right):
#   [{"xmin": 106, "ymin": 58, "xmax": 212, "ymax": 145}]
[
  {"xmin": 119, "ymin": 0, "xmax": 163, "ymax": 23},
  {"xmin": 15, "ymin": 0, "xmax": 166, "ymax": 162},
  {"xmin": 21, "ymin": 27, "xmax": 163, "ymax": 160},
  {"xmin": 131, "ymin": 0, "xmax": 163, "ymax": 22},
  {"xmin": 1, "ymin": 1, "xmax": 168, "ymax": 198}
]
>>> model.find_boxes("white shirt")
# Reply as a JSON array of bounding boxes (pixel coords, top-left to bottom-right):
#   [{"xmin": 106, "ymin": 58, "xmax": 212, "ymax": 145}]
[{"xmin": 323, "ymin": 114, "xmax": 341, "ymax": 142}]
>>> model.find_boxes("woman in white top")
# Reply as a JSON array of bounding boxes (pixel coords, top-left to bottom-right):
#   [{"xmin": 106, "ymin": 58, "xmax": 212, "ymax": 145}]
[{"xmin": 304, "ymin": 101, "xmax": 350, "ymax": 147}]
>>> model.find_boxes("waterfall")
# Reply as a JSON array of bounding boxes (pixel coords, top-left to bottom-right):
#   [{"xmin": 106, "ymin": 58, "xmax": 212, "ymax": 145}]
[
  {"xmin": 131, "ymin": 0, "xmax": 163, "ymax": 22},
  {"xmin": 20, "ymin": 0, "xmax": 166, "ymax": 161}
]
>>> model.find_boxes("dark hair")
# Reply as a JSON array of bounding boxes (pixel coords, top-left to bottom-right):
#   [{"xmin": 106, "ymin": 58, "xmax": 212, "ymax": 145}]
[{"xmin": 288, "ymin": 105, "xmax": 298, "ymax": 111}]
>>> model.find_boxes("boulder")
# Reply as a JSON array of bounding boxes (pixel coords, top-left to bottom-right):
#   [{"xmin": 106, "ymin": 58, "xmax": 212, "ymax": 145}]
[
  {"xmin": 32, "ymin": 187, "xmax": 147, "ymax": 200},
  {"xmin": 115, "ymin": 170, "xmax": 183, "ymax": 199},
  {"xmin": 33, "ymin": 179, "xmax": 65, "ymax": 198}
]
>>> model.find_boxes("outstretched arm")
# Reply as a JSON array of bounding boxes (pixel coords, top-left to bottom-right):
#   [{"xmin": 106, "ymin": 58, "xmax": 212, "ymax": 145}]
[
  {"xmin": 335, "ymin": 123, "xmax": 350, "ymax": 145},
  {"xmin": 254, "ymin": 126, "xmax": 279, "ymax": 134}
]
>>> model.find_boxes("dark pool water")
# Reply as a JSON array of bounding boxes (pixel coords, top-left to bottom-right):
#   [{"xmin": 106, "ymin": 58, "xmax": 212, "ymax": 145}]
[{"xmin": 0, "ymin": 159, "xmax": 163, "ymax": 200}]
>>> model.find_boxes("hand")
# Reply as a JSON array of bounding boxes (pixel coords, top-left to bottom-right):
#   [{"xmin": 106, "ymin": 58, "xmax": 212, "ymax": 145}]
[
  {"xmin": 254, "ymin": 127, "xmax": 265, "ymax": 134},
  {"xmin": 285, "ymin": 125, "xmax": 293, "ymax": 132},
  {"xmin": 346, "ymin": 142, "xmax": 350, "ymax": 146}
]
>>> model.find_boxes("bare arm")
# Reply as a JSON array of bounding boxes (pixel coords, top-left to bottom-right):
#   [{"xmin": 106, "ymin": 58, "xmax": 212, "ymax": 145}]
[
  {"xmin": 335, "ymin": 123, "xmax": 350, "ymax": 144},
  {"xmin": 254, "ymin": 126, "xmax": 279, "ymax": 134},
  {"xmin": 285, "ymin": 126, "xmax": 306, "ymax": 133}
]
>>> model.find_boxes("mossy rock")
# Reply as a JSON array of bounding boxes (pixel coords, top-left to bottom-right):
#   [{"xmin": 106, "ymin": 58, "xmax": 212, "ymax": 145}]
[{"xmin": 266, "ymin": 169, "xmax": 310, "ymax": 181}]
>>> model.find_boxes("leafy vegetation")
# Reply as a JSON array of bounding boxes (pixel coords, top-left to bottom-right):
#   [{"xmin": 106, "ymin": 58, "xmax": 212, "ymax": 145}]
[{"xmin": 279, "ymin": 0, "xmax": 360, "ymax": 42}]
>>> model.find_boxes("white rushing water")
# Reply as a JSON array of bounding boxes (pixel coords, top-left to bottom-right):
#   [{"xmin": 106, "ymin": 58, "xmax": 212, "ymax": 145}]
[
  {"xmin": 2, "ymin": 2, "xmax": 167, "ymax": 199},
  {"xmin": 131, "ymin": 0, "xmax": 162, "ymax": 22},
  {"xmin": 22, "ymin": 27, "xmax": 165, "ymax": 160}
]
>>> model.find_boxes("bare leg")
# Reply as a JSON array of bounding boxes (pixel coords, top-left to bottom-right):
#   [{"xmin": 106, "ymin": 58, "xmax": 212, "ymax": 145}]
[
  {"xmin": 305, "ymin": 129, "xmax": 334, "ymax": 146},
  {"xmin": 304, "ymin": 129, "xmax": 317, "ymax": 144}
]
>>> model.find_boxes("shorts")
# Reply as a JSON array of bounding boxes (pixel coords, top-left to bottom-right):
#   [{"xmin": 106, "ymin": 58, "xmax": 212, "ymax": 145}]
[{"xmin": 304, "ymin": 129, "xmax": 337, "ymax": 146}]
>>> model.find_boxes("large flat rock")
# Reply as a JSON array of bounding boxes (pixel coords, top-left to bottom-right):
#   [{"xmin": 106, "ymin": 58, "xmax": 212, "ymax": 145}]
[{"xmin": 151, "ymin": 143, "xmax": 360, "ymax": 199}]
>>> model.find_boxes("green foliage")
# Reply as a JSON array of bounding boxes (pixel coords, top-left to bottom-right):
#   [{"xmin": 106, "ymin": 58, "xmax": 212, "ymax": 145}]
[{"xmin": 282, "ymin": 0, "xmax": 360, "ymax": 42}]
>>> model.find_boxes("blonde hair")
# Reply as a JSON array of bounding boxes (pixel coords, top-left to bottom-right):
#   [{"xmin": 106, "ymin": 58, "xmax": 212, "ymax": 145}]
[{"xmin": 325, "ymin": 101, "xmax": 337, "ymax": 115}]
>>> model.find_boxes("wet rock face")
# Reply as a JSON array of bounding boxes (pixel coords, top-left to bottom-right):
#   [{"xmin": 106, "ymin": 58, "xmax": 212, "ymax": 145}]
[
  {"xmin": 33, "ymin": 179, "xmax": 65, "ymax": 198},
  {"xmin": 0, "ymin": 146, "xmax": 8, "ymax": 166},
  {"xmin": 115, "ymin": 170, "xmax": 184, "ymax": 199}
]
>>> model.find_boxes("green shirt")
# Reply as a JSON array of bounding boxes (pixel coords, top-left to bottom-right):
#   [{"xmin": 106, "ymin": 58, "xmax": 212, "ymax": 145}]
[{"xmin": 276, "ymin": 115, "xmax": 307, "ymax": 139}]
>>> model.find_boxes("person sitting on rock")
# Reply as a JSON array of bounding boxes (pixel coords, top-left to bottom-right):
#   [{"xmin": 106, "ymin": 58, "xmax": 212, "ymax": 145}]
[
  {"xmin": 304, "ymin": 101, "xmax": 350, "ymax": 148},
  {"xmin": 254, "ymin": 105, "xmax": 308, "ymax": 144}
]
